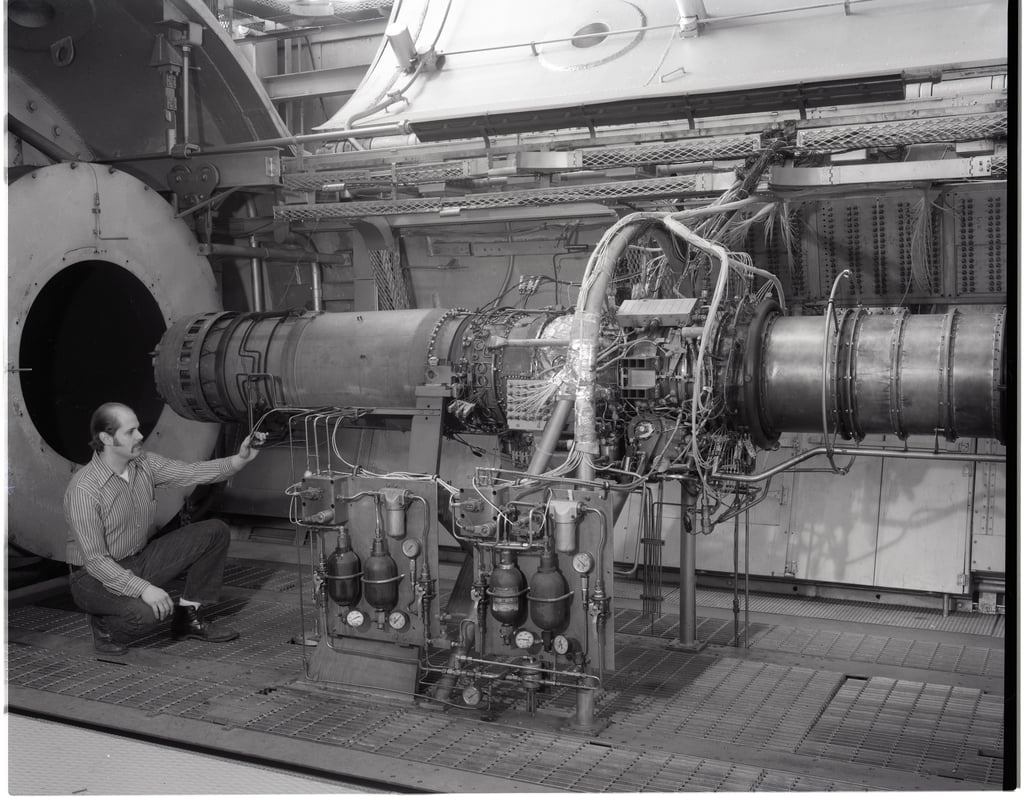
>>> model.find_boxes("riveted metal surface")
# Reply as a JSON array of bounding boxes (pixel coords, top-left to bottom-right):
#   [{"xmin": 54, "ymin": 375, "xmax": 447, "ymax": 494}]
[{"xmin": 799, "ymin": 676, "xmax": 1004, "ymax": 784}]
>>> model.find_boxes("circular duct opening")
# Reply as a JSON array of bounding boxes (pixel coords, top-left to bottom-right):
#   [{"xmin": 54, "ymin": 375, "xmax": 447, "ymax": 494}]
[
  {"xmin": 19, "ymin": 261, "xmax": 167, "ymax": 465},
  {"xmin": 572, "ymin": 22, "xmax": 610, "ymax": 48},
  {"xmin": 8, "ymin": 0, "xmax": 56, "ymax": 28}
]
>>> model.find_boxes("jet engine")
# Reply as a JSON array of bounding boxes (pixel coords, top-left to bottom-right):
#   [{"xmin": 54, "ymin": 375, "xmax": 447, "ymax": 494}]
[{"xmin": 151, "ymin": 210, "xmax": 1006, "ymax": 726}]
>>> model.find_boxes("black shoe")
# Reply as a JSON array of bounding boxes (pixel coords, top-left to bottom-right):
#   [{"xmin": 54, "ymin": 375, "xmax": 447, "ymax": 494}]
[
  {"xmin": 171, "ymin": 604, "xmax": 239, "ymax": 643},
  {"xmin": 89, "ymin": 615, "xmax": 128, "ymax": 656}
]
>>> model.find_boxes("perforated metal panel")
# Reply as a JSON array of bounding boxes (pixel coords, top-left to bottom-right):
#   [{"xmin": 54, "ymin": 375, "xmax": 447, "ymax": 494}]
[{"xmin": 949, "ymin": 186, "xmax": 1006, "ymax": 297}]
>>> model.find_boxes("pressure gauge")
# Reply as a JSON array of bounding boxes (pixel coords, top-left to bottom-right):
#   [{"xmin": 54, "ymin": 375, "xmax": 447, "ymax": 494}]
[
  {"xmin": 345, "ymin": 609, "xmax": 366, "ymax": 628},
  {"xmin": 553, "ymin": 634, "xmax": 573, "ymax": 656},
  {"xmin": 571, "ymin": 552, "xmax": 595, "ymax": 574},
  {"xmin": 514, "ymin": 629, "xmax": 537, "ymax": 649},
  {"xmin": 461, "ymin": 685, "xmax": 481, "ymax": 706},
  {"xmin": 388, "ymin": 610, "xmax": 409, "ymax": 631},
  {"xmin": 402, "ymin": 538, "xmax": 421, "ymax": 559}
]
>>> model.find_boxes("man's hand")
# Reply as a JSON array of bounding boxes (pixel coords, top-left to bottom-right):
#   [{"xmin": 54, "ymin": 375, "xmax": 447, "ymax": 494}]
[
  {"xmin": 235, "ymin": 432, "xmax": 268, "ymax": 464},
  {"xmin": 141, "ymin": 585, "xmax": 174, "ymax": 621}
]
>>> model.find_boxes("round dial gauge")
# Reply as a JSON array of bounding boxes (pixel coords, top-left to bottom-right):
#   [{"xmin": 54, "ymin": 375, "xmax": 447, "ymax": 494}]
[
  {"xmin": 571, "ymin": 552, "xmax": 595, "ymax": 574},
  {"xmin": 553, "ymin": 634, "xmax": 571, "ymax": 655},
  {"xmin": 401, "ymin": 538, "xmax": 421, "ymax": 559},
  {"xmin": 514, "ymin": 629, "xmax": 537, "ymax": 649},
  {"xmin": 345, "ymin": 609, "xmax": 366, "ymax": 628},
  {"xmin": 388, "ymin": 610, "xmax": 409, "ymax": 631},
  {"xmin": 462, "ymin": 685, "xmax": 481, "ymax": 706}
]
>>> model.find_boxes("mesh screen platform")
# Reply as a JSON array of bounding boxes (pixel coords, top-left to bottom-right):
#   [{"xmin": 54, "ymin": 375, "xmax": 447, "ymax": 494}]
[{"xmin": 7, "ymin": 559, "xmax": 1006, "ymax": 792}]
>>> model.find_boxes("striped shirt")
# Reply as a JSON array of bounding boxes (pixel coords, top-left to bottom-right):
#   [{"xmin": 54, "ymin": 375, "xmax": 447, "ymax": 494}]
[{"xmin": 64, "ymin": 451, "xmax": 241, "ymax": 598}]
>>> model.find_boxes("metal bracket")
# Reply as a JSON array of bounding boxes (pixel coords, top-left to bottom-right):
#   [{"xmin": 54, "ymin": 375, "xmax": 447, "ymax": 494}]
[{"xmin": 167, "ymin": 162, "xmax": 220, "ymax": 207}]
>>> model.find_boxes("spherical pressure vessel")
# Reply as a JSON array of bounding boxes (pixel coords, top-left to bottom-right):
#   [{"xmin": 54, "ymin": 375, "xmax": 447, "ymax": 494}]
[{"xmin": 529, "ymin": 550, "xmax": 571, "ymax": 632}]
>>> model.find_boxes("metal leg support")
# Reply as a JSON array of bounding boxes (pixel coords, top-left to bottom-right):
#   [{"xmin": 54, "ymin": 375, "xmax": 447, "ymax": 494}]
[{"xmin": 669, "ymin": 483, "xmax": 706, "ymax": 652}]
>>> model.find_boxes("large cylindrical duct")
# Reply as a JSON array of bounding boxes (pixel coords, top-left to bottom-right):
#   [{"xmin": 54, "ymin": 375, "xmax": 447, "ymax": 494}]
[
  {"xmin": 755, "ymin": 308, "xmax": 1005, "ymax": 444},
  {"xmin": 8, "ymin": 164, "xmax": 222, "ymax": 559}
]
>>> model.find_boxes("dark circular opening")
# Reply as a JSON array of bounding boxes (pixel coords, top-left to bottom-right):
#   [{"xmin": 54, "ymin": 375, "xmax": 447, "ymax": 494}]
[
  {"xmin": 8, "ymin": 0, "xmax": 56, "ymax": 28},
  {"xmin": 19, "ymin": 261, "xmax": 166, "ymax": 464},
  {"xmin": 572, "ymin": 22, "xmax": 610, "ymax": 48}
]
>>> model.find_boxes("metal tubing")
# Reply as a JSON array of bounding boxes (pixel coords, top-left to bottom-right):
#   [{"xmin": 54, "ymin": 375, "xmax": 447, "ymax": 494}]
[
  {"xmin": 575, "ymin": 684, "xmax": 598, "ymax": 729},
  {"xmin": 489, "ymin": 338, "xmax": 572, "ymax": 348},
  {"xmin": 181, "ymin": 45, "xmax": 192, "ymax": 148},
  {"xmin": 199, "ymin": 125, "xmax": 412, "ymax": 153},
  {"xmin": 96, "ymin": 123, "xmax": 412, "ymax": 164},
  {"xmin": 714, "ymin": 445, "xmax": 1006, "ymax": 484},
  {"xmin": 198, "ymin": 242, "xmax": 350, "ymax": 265},
  {"xmin": 743, "ymin": 508, "xmax": 750, "ymax": 648},
  {"xmin": 310, "ymin": 262, "xmax": 323, "ymax": 312},
  {"xmin": 249, "ymin": 236, "xmax": 265, "ymax": 312},
  {"xmin": 244, "ymin": 197, "xmax": 266, "ymax": 312},
  {"xmin": 527, "ymin": 398, "xmax": 574, "ymax": 475},
  {"xmin": 7, "ymin": 115, "xmax": 80, "ymax": 162}
]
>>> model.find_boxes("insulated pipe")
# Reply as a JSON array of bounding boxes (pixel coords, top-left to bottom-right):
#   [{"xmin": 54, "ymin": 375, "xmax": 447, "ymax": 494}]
[{"xmin": 530, "ymin": 215, "xmax": 655, "ymax": 477}]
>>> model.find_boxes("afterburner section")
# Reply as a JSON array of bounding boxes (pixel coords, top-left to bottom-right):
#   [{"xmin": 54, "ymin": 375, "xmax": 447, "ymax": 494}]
[
  {"xmin": 754, "ymin": 309, "xmax": 1006, "ymax": 444},
  {"xmin": 8, "ymin": 163, "xmax": 222, "ymax": 559}
]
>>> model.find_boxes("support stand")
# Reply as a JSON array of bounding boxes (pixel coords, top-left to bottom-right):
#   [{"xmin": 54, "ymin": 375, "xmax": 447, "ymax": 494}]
[{"xmin": 667, "ymin": 482, "xmax": 706, "ymax": 653}]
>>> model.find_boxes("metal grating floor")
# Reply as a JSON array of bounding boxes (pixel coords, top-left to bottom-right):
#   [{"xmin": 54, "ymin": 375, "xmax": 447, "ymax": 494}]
[
  {"xmin": 752, "ymin": 625, "xmax": 1004, "ymax": 677},
  {"xmin": 799, "ymin": 676, "xmax": 1004, "ymax": 783},
  {"xmin": 616, "ymin": 580, "xmax": 1004, "ymax": 637},
  {"xmin": 7, "ymin": 559, "xmax": 1007, "ymax": 792}
]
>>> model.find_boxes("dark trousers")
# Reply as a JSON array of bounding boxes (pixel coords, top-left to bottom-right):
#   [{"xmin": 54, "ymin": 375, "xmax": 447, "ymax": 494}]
[{"xmin": 69, "ymin": 519, "xmax": 231, "ymax": 639}]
